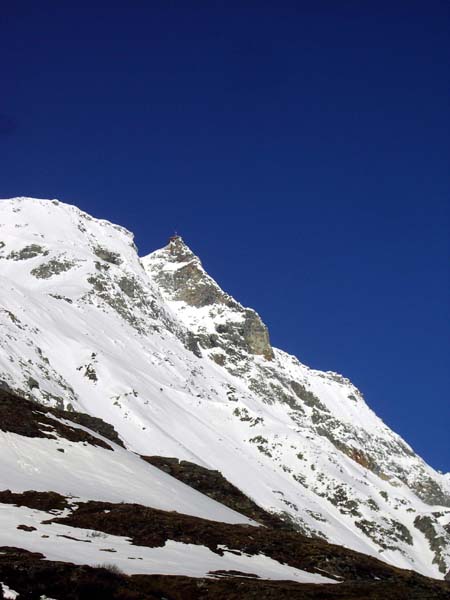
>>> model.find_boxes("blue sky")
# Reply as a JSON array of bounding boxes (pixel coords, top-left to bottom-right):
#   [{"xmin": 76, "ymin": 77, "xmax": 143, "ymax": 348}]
[{"xmin": 1, "ymin": 2, "xmax": 449, "ymax": 471}]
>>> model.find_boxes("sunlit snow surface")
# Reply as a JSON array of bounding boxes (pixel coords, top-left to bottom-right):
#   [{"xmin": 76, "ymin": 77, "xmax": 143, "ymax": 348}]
[
  {"xmin": 0, "ymin": 425, "xmax": 254, "ymax": 525},
  {"xmin": 0, "ymin": 197, "xmax": 449, "ymax": 579}
]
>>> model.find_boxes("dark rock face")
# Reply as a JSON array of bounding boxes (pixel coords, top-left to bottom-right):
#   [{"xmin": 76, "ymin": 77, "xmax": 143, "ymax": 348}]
[
  {"xmin": 58, "ymin": 407, "xmax": 125, "ymax": 448},
  {"xmin": 30, "ymin": 257, "xmax": 77, "ymax": 279},
  {"xmin": 93, "ymin": 246, "xmax": 122, "ymax": 265},
  {"xmin": 142, "ymin": 456, "xmax": 290, "ymax": 529},
  {"xmin": 0, "ymin": 387, "xmax": 123, "ymax": 449},
  {"xmin": 184, "ymin": 331, "xmax": 204, "ymax": 358},
  {"xmin": 154, "ymin": 238, "xmax": 225, "ymax": 308},
  {"xmin": 148, "ymin": 237, "xmax": 274, "ymax": 360},
  {"xmin": 412, "ymin": 475, "xmax": 450, "ymax": 508},
  {"xmin": 241, "ymin": 309, "xmax": 273, "ymax": 360},
  {"xmin": 0, "ymin": 492, "xmax": 449, "ymax": 599},
  {"xmin": 0, "ymin": 546, "xmax": 448, "ymax": 600},
  {"xmin": 35, "ymin": 500, "xmax": 449, "ymax": 599},
  {"xmin": 0, "ymin": 490, "xmax": 69, "ymax": 511},
  {"xmin": 171, "ymin": 260, "xmax": 223, "ymax": 307},
  {"xmin": 45, "ymin": 500, "xmax": 424, "ymax": 581},
  {"xmin": 6, "ymin": 244, "xmax": 49, "ymax": 260},
  {"xmin": 414, "ymin": 515, "xmax": 449, "ymax": 574}
]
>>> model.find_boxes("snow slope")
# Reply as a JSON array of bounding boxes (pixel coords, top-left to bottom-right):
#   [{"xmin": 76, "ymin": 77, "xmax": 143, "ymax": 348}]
[
  {"xmin": 0, "ymin": 425, "xmax": 254, "ymax": 525},
  {"xmin": 0, "ymin": 197, "xmax": 449, "ymax": 579}
]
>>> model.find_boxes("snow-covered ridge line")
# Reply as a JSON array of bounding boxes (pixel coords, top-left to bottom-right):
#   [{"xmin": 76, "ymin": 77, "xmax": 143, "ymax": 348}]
[{"xmin": 3, "ymin": 197, "xmax": 135, "ymax": 241}]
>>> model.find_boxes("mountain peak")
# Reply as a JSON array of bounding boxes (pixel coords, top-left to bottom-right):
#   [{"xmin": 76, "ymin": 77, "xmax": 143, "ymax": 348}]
[
  {"xmin": 142, "ymin": 240, "xmax": 275, "ymax": 362},
  {"xmin": 165, "ymin": 234, "xmax": 198, "ymax": 264}
]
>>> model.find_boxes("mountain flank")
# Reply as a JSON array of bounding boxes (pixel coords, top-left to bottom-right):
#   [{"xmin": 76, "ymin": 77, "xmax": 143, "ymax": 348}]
[{"xmin": 0, "ymin": 197, "xmax": 449, "ymax": 594}]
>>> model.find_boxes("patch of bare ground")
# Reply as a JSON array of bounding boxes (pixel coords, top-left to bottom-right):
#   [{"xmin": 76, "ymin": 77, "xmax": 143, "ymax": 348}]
[
  {"xmin": 0, "ymin": 547, "xmax": 448, "ymax": 600},
  {"xmin": 142, "ymin": 456, "xmax": 290, "ymax": 529},
  {"xmin": 49, "ymin": 500, "xmax": 448, "ymax": 590},
  {"xmin": 0, "ymin": 490, "xmax": 69, "ymax": 511},
  {"xmin": 0, "ymin": 388, "xmax": 122, "ymax": 449},
  {"xmin": 1, "ymin": 389, "xmax": 448, "ymax": 598}
]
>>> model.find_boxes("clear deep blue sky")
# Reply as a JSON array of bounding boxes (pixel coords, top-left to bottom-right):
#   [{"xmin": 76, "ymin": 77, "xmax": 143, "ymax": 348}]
[{"xmin": 1, "ymin": 2, "xmax": 449, "ymax": 471}]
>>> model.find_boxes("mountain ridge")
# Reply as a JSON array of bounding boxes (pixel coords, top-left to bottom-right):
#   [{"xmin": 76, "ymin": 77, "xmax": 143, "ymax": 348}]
[{"xmin": 0, "ymin": 196, "xmax": 449, "ymax": 581}]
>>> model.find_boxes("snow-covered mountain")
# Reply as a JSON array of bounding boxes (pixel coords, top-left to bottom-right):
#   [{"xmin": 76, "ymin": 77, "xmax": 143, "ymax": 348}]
[{"xmin": 0, "ymin": 196, "xmax": 449, "ymax": 583}]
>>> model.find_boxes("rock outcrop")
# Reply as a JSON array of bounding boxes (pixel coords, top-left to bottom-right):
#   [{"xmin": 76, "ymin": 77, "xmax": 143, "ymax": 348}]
[{"xmin": 144, "ymin": 235, "xmax": 274, "ymax": 361}]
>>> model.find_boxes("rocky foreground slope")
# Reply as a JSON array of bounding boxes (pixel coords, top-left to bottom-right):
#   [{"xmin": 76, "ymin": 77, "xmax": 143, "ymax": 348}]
[
  {"xmin": 0, "ymin": 197, "xmax": 449, "ymax": 589},
  {"xmin": 0, "ymin": 387, "xmax": 448, "ymax": 599}
]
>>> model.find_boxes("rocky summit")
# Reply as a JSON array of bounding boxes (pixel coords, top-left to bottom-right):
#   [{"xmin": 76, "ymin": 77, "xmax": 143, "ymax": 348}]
[{"xmin": 0, "ymin": 197, "xmax": 449, "ymax": 598}]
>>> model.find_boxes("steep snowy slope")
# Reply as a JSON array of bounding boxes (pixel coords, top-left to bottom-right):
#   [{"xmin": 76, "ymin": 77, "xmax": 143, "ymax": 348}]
[
  {"xmin": 0, "ymin": 389, "xmax": 341, "ymax": 586},
  {"xmin": 1, "ymin": 392, "xmax": 448, "ymax": 600},
  {"xmin": 0, "ymin": 197, "xmax": 449, "ymax": 579},
  {"xmin": 0, "ymin": 391, "xmax": 253, "ymax": 525}
]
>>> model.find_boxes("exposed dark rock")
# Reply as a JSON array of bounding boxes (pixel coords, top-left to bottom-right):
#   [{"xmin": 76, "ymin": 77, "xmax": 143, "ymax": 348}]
[
  {"xmin": 241, "ymin": 309, "xmax": 273, "ymax": 360},
  {"xmin": 354, "ymin": 517, "xmax": 414, "ymax": 552},
  {"xmin": 154, "ymin": 238, "xmax": 223, "ymax": 308},
  {"xmin": 17, "ymin": 524, "xmax": 37, "ymax": 532},
  {"xmin": 57, "ymin": 407, "xmax": 125, "ymax": 448},
  {"xmin": 414, "ymin": 515, "xmax": 449, "ymax": 573},
  {"xmin": 173, "ymin": 261, "xmax": 224, "ymax": 307},
  {"xmin": 0, "ymin": 490, "xmax": 69, "ymax": 511},
  {"xmin": 184, "ymin": 332, "xmax": 203, "ymax": 358},
  {"xmin": 1, "ymin": 545, "xmax": 448, "ymax": 600},
  {"xmin": 141, "ymin": 456, "xmax": 290, "ymax": 530},
  {"xmin": 46, "ymin": 500, "xmax": 408, "ymax": 579},
  {"xmin": 291, "ymin": 382, "xmax": 328, "ymax": 412},
  {"xmin": 7, "ymin": 244, "xmax": 49, "ymax": 260},
  {"xmin": 149, "ymin": 237, "xmax": 274, "ymax": 360},
  {"xmin": 328, "ymin": 485, "xmax": 362, "ymax": 518},
  {"xmin": 84, "ymin": 363, "xmax": 98, "ymax": 381},
  {"xmin": 210, "ymin": 352, "xmax": 226, "ymax": 365},
  {"xmin": 412, "ymin": 476, "xmax": 450, "ymax": 508},
  {"xmin": 86, "ymin": 272, "xmax": 152, "ymax": 334},
  {"xmin": 31, "ymin": 257, "xmax": 77, "ymax": 279},
  {"xmin": 43, "ymin": 501, "xmax": 450, "ymax": 598},
  {"xmin": 93, "ymin": 246, "xmax": 122, "ymax": 265},
  {"xmin": 0, "ymin": 387, "xmax": 114, "ymax": 450}
]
